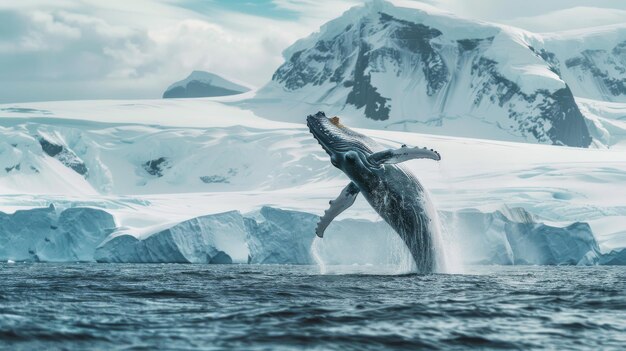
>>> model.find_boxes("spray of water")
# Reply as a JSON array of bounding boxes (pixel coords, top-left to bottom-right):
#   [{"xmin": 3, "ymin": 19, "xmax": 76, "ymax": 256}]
[
  {"xmin": 310, "ymin": 160, "xmax": 464, "ymax": 276},
  {"xmin": 435, "ymin": 161, "xmax": 465, "ymax": 274},
  {"xmin": 311, "ymin": 237, "xmax": 327, "ymax": 275},
  {"xmin": 385, "ymin": 225, "xmax": 418, "ymax": 274},
  {"xmin": 421, "ymin": 190, "xmax": 449, "ymax": 273},
  {"xmin": 310, "ymin": 215, "xmax": 420, "ymax": 276}
]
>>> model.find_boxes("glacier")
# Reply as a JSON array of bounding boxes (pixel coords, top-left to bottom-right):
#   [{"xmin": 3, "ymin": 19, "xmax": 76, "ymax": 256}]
[
  {"xmin": 0, "ymin": 98, "xmax": 625, "ymax": 267},
  {"xmin": 0, "ymin": 96, "xmax": 625, "ymax": 267}
]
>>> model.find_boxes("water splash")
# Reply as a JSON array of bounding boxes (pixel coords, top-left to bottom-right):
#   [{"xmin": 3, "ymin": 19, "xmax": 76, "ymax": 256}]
[
  {"xmin": 310, "ymin": 219, "xmax": 417, "ymax": 275},
  {"xmin": 435, "ymin": 161, "xmax": 465, "ymax": 274},
  {"xmin": 419, "ymin": 188, "xmax": 456, "ymax": 274},
  {"xmin": 383, "ymin": 223, "xmax": 418, "ymax": 274},
  {"xmin": 310, "ymin": 161, "xmax": 462, "ymax": 276},
  {"xmin": 436, "ymin": 209, "xmax": 464, "ymax": 274},
  {"xmin": 311, "ymin": 237, "xmax": 327, "ymax": 274}
]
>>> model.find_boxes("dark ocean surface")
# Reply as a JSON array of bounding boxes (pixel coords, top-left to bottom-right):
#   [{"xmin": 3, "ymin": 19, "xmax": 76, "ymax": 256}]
[{"xmin": 0, "ymin": 264, "xmax": 625, "ymax": 350}]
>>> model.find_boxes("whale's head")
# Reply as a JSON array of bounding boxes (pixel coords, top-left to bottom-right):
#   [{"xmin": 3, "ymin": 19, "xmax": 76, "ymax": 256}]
[{"xmin": 307, "ymin": 111, "xmax": 379, "ymax": 176}]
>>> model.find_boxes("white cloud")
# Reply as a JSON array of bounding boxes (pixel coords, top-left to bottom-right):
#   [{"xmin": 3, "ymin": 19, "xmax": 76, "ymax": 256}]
[
  {"xmin": 272, "ymin": 0, "xmax": 359, "ymax": 21},
  {"xmin": 0, "ymin": 11, "xmax": 81, "ymax": 53},
  {"xmin": 418, "ymin": 0, "xmax": 626, "ymax": 28},
  {"xmin": 147, "ymin": 18, "xmax": 288, "ymax": 85},
  {"xmin": 0, "ymin": 0, "xmax": 353, "ymax": 102},
  {"xmin": 508, "ymin": 7, "xmax": 626, "ymax": 33},
  {"xmin": 0, "ymin": 9, "xmax": 153, "ymax": 82},
  {"xmin": 0, "ymin": 0, "xmax": 625, "ymax": 103}
]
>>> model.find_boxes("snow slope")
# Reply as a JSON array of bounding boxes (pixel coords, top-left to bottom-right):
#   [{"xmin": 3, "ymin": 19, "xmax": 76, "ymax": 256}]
[
  {"xmin": 576, "ymin": 97, "xmax": 626, "ymax": 148},
  {"xmin": 544, "ymin": 25, "xmax": 626, "ymax": 103},
  {"xmin": 1, "ymin": 97, "xmax": 625, "ymax": 267}
]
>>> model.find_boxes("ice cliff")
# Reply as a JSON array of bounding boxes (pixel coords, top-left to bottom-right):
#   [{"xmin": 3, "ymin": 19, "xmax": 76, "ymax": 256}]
[
  {"xmin": 0, "ymin": 205, "xmax": 115, "ymax": 262},
  {"xmin": 2, "ymin": 204, "xmax": 617, "ymax": 266},
  {"xmin": 95, "ymin": 211, "xmax": 249, "ymax": 264},
  {"xmin": 446, "ymin": 208, "xmax": 601, "ymax": 265},
  {"xmin": 245, "ymin": 207, "xmax": 318, "ymax": 265}
]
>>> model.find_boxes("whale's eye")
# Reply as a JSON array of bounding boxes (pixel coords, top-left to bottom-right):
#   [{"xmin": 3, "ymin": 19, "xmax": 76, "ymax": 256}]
[{"xmin": 345, "ymin": 152, "xmax": 358, "ymax": 162}]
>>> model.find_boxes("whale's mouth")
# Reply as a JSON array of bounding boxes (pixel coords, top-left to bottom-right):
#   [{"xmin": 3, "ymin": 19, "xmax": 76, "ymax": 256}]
[
  {"xmin": 306, "ymin": 111, "xmax": 343, "ymax": 157},
  {"xmin": 307, "ymin": 111, "xmax": 375, "ymax": 160}
]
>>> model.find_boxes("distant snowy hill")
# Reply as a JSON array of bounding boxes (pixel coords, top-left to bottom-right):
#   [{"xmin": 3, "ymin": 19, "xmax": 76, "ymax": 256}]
[
  {"xmin": 163, "ymin": 71, "xmax": 251, "ymax": 99},
  {"xmin": 251, "ymin": 0, "xmax": 626, "ymax": 148}
]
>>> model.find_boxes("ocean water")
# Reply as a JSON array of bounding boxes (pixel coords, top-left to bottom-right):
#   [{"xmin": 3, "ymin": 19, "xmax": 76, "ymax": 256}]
[{"xmin": 0, "ymin": 264, "xmax": 625, "ymax": 350}]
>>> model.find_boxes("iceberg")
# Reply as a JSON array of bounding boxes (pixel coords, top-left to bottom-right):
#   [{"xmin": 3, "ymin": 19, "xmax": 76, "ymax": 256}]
[
  {"xmin": 448, "ymin": 208, "xmax": 601, "ymax": 265},
  {"xmin": 94, "ymin": 206, "xmax": 403, "ymax": 266},
  {"xmin": 598, "ymin": 249, "xmax": 626, "ymax": 265},
  {"xmin": 96, "ymin": 207, "xmax": 320, "ymax": 265},
  {"xmin": 0, "ymin": 205, "xmax": 115, "ymax": 262},
  {"xmin": 95, "ymin": 211, "xmax": 249, "ymax": 264},
  {"xmin": 0, "ymin": 203, "xmax": 614, "ymax": 267},
  {"xmin": 245, "ymin": 207, "xmax": 318, "ymax": 265},
  {"xmin": 442, "ymin": 209, "xmax": 515, "ymax": 265},
  {"xmin": 506, "ymin": 222, "xmax": 600, "ymax": 265}
]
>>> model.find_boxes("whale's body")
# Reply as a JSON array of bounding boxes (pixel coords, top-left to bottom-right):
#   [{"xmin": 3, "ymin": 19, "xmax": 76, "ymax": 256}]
[
  {"xmin": 358, "ymin": 159, "xmax": 438, "ymax": 272},
  {"xmin": 307, "ymin": 112, "xmax": 443, "ymax": 273}
]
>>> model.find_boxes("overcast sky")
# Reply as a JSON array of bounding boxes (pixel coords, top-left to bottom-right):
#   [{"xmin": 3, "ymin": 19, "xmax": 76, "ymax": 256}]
[{"xmin": 1, "ymin": 0, "xmax": 625, "ymax": 103}]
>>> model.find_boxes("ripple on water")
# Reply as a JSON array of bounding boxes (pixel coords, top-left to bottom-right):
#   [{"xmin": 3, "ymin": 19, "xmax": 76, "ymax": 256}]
[{"xmin": 0, "ymin": 264, "xmax": 625, "ymax": 350}]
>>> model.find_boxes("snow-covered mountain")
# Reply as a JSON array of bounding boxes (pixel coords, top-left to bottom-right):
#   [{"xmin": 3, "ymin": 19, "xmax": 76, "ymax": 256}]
[
  {"xmin": 163, "ymin": 71, "xmax": 251, "ymax": 98},
  {"xmin": 251, "ymin": 0, "xmax": 626, "ymax": 148}
]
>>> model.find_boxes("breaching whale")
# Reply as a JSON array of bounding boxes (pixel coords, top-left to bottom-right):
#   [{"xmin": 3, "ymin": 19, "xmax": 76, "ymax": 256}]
[{"xmin": 307, "ymin": 111, "xmax": 444, "ymax": 273}]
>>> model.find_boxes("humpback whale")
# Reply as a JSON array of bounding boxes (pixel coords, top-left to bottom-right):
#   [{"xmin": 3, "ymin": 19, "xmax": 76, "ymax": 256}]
[{"xmin": 307, "ymin": 111, "xmax": 444, "ymax": 273}]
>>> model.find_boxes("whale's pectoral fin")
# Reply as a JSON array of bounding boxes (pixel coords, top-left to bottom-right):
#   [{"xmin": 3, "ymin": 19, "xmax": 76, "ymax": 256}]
[
  {"xmin": 368, "ymin": 144, "xmax": 441, "ymax": 164},
  {"xmin": 316, "ymin": 182, "xmax": 360, "ymax": 238}
]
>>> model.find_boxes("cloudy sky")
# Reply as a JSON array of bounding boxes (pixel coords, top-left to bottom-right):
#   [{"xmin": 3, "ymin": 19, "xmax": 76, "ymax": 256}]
[{"xmin": 1, "ymin": 0, "xmax": 625, "ymax": 103}]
